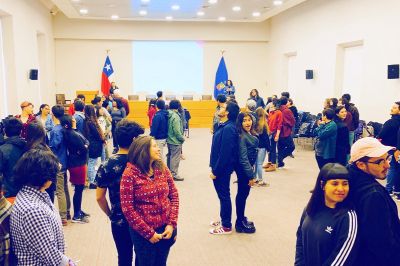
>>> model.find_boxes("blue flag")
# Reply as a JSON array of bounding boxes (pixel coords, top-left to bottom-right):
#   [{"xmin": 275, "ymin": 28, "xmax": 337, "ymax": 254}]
[{"xmin": 214, "ymin": 56, "xmax": 228, "ymax": 99}]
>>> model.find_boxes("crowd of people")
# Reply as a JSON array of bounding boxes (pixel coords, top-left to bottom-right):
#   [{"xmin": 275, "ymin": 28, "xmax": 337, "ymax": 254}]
[{"xmin": 0, "ymin": 84, "xmax": 399, "ymax": 265}]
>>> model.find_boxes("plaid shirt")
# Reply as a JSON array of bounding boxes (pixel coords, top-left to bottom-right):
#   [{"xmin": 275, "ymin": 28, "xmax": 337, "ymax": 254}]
[
  {"xmin": 10, "ymin": 186, "xmax": 69, "ymax": 266},
  {"xmin": 0, "ymin": 196, "xmax": 12, "ymax": 266},
  {"xmin": 120, "ymin": 163, "xmax": 179, "ymax": 240}
]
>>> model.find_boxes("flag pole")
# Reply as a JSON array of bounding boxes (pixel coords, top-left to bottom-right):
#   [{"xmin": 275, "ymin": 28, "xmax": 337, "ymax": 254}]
[
  {"xmin": 221, "ymin": 49, "xmax": 225, "ymax": 56},
  {"xmin": 106, "ymin": 49, "xmax": 111, "ymax": 55}
]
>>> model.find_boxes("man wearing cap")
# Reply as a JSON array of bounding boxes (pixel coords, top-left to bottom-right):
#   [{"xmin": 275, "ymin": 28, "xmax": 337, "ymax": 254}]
[
  {"xmin": 348, "ymin": 137, "xmax": 400, "ymax": 266},
  {"xmin": 15, "ymin": 101, "xmax": 36, "ymax": 139}
]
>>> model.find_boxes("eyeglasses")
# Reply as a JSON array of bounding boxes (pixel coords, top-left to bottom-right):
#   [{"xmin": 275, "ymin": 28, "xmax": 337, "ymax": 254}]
[{"xmin": 365, "ymin": 155, "xmax": 392, "ymax": 166}]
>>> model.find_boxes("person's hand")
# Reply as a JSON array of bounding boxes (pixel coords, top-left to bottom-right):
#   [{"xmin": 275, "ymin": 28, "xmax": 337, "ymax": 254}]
[
  {"xmin": 210, "ymin": 173, "xmax": 216, "ymax": 180},
  {"xmin": 248, "ymin": 179, "xmax": 256, "ymax": 187},
  {"xmin": 161, "ymin": 225, "xmax": 174, "ymax": 240},
  {"xmin": 274, "ymin": 134, "xmax": 279, "ymax": 142},
  {"xmin": 149, "ymin": 233, "xmax": 163, "ymax": 244}
]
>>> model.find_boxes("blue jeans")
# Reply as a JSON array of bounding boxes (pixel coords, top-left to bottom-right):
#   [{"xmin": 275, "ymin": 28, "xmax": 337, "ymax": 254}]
[
  {"xmin": 386, "ymin": 159, "xmax": 400, "ymax": 193},
  {"xmin": 255, "ymin": 148, "xmax": 267, "ymax": 181},
  {"xmin": 88, "ymin": 157, "xmax": 100, "ymax": 184}
]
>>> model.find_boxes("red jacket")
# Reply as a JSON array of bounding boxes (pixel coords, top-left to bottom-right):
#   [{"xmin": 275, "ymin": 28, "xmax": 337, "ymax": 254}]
[
  {"xmin": 268, "ymin": 110, "xmax": 283, "ymax": 134},
  {"xmin": 280, "ymin": 105, "xmax": 296, "ymax": 138},
  {"xmin": 147, "ymin": 106, "xmax": 157, "ymax": 127},
  {"xmin": 120, "ymin": 163, "xmax": 179, "ymax": 240}
]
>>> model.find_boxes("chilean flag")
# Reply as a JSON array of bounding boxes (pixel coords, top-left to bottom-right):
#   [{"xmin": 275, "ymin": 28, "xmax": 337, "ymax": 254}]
[{"xmin": 101, "ymin": 56, "xmax": 114, "ymax": 96}]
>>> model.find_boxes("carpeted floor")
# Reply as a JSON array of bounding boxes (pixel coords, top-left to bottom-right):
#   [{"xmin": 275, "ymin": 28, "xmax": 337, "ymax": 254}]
[{"xmin": 63, "ymin": 128, "xmax": 399, "ymax": 266}]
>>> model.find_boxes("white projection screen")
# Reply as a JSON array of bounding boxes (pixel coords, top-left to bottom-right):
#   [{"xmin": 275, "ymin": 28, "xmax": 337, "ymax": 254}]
[{"xmin": 132, "ymin": 41, "xmax": 203, "ymax": 95}]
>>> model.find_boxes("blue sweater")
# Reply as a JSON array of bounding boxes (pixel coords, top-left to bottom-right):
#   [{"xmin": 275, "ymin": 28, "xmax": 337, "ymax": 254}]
[
  {"xmin": 49, "ymin": 125, "xmax": 67, "ymax": 171},
  {"xmin": 150, "ymin": 110, "xmax": 169, "ymax": 140}
]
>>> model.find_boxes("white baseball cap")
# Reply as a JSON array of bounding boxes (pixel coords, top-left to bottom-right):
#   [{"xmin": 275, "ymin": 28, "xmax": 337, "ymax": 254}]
[{"xmin": 349, "ymin": 137, "xmax": 395, "ymax": 163}]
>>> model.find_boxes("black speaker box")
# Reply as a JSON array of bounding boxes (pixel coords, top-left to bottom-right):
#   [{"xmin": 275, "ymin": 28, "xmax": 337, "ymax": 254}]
[
  {"xmin": 29, "ymin": 69, "xmax": 38, "ymax": 80},
  {"xmin": 388, "ymin": 64, "xmax": 399, "ymax": 79},
  {"xmin": 306, "ymin": 70, "xmax": 313, "ymax": 80}
]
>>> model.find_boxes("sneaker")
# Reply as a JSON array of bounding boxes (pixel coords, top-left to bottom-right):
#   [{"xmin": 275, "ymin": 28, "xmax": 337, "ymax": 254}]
[
  {"xmin": 66, "ymin": 212, "xmax": 72, "ymax": 220},
  {"xmin": 278, "ymin": 161, "xmax": 285, "ymax": 168},
  {"xmin": 209, "ymin": 226, "xmax": 232, "ymax": 235},
  {"xmin": 257, "ymin": 181, "xmax": 270, "ymax": 187},
  {"xmin": 72, "ymin": 215, "xmax": 89, "ymax": 224},
  {"xmin": 61, "ymin": 219, "xmax": 68, "ymax": 226},
  {"xmin": 80, "ymin": 210, "xmax": 91, "ymax": 218},
  {"xmin": 210, "ymin": 220, "xmax": 221, "ymax": 227},
  {"xmin": 173, "ymin": 176, "xmax": 184, "ymax": 181},
  {"xmin": 264, "ymin": 164, "xmax": 276, "ymax": 172},
  {"xmin": 89, "ymin": 183, "xmax": 97, "ymax": 189}
]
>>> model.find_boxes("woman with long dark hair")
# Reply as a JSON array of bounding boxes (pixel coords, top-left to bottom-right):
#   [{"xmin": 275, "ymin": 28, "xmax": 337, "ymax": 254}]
[
  {"xmin": 60, "ymin": 115, "xmax": 90, "ymax": 223},
  {"xmin": 295, "ymin": 163, "xmax": 358, "ymax": 265},
  {"xmin": 248, "ymin": 89, "xmax": 265, "ymax": 109},
  {"xmin": 120, "ymin": 136, "xmax": 179, "ymax": 266},
  {"xmin": 25, "ymin": 122, "xmax": 56, "ymax": 202},
  {"xmin": 35, "ymin": 104, "xmax": 53, "ymax": 140},
  {"xmin": 84, "ymin": 105, "xmax": 105, "ymax": 189},
  {"xmin": 225, "ymin": 80, "xmax": 235, "ymax": 96},
  {"xmin": 334, "ymin": 106, "xmax": 350, "ymax": 166},
  {"xmin": 235, "ymin": 112, "xmax": 258, "ymax": 233}
]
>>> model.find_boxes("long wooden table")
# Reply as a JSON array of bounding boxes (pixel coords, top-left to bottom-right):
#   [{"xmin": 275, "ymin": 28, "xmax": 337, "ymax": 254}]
[
  {"xmin": 127, "ymin": 100, "xmax": 216, "ymax": 129},
  {"xmin": 75, "ymin": 91, "xmax": 216, "ymax": 129}
]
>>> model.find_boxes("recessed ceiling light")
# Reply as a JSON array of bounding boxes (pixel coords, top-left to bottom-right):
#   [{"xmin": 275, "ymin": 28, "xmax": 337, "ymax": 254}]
[
  {"xmin": 197, "ymin": 11, "xmax": 205, "ymax": 16},
  {"xmin": 171, "ymin": 5, "xmax": 180, "ymax": 10},
  {"xmin": 111, "ymin": 15, "xmax": 119, "ymax": 20},
  {"xmin": 108, "ymin": 4, "xmax": 116, "ymax": 8},
  {"xmin": 141, "ymin": 0, "xmax": 150, "ymax": 3},
  {"xmin": 273, "ymin": 0, "xmax": 283, "ymax": 6},
  {"xmin": 252, "ymin": 12, "xmax": 261, "ymax": 17},
  {"xmin": 79, "ymin": 9, "xmax": 88, "ymax": 15},
  {"xmin": 139, "ymin": 10, "xmax": 147, "ymax": 16},
  {"xmin": 208, "ymin": 0, "xmax": 218, "ymax": 4},
  {"xmin": 166, "ymin": 16, "xmax": 173, "ymax": 20},
  {"xmin": 232, "ymin": 6, "xmax": 241, "ymax": 12},
  {"xmin": 218, "ymin": 16, "xmax": 226, "ymax": 21}
]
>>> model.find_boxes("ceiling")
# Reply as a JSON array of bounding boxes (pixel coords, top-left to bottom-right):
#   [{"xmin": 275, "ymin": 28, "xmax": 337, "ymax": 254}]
[{"xmin": 49, "ymin": 0, "xmax": 308, "ymax": 22}]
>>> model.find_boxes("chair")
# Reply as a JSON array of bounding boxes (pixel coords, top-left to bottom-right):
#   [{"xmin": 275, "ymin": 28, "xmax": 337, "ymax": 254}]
[
  {"xmin": 55, "ymin": 94, "xmax": 71, "ymax": 105},
  {"xmin": 166, "ymin": 95, "xmax": 176, "ymax": 101},
  {"xmin": 128, "ymin": 95, "xmax": 139, "ymax": 101},
  {"xmin": 145, "ymin": 95, "xmax": 156, "ymax": 101},
  {"xmin": 182, "ymin": 95, "xmax": 193, "ymax": 100},
  {"xmin": 201, "ymin": 95, "xmax": 212, "ymax": 100}
]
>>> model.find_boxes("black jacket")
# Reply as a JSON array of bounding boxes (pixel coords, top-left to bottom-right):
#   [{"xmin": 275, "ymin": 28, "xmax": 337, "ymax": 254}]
[
  {"xmin": 334, "ymin": 119, "xmax": 350, "ymax": 166},
  {"xmin": 237, "ymin": 132, "xmax": 259, "ymax": 180},
  {"xmin": 295, "ymin": 208, "xmax": 358, "ymax": 266},
  {"xmin": 84, "ymin": 120, "xmax": 104, "ymax": 158},
  {"xmin": 0, "ymin": 136, "xmax": 26, "ymax": 197},
  {"xmin": 378, "ymin": 114, "xmax": 400, "ymax": 147},
  {"xmin": 347, "ymin": 165, "xmax": 400, "ymax": 265},
  {"xmin": 150, "ymin": 110, "xmax": 169, "ymax": 140},
  {"xmin": 289, "ymin": 105, "xmax": 299, "ymax": 121},
  {"xmin": 210, "ymin": 120, "xmax": 238, "ymax": 177},
  {"xmin": 64, "ymin": 129, "xmax": 89, "ymax": 168}
]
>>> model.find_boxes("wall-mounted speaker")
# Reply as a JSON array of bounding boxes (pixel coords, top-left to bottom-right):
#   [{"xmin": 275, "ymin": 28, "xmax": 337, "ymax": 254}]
[
  {"xmin": 29, "ymin": 69, "xmax": 38, "ymax": 80},
  {"xmin": 306, "ymin": 70, "xmax": 314, "ymax": 80},
  {"xmin": 388, "ymin": 64, "xmax": 399, "ymax": 79}
]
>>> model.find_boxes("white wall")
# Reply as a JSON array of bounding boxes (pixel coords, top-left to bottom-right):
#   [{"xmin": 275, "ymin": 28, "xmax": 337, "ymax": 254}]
[
  {"xmin": 0, "ymin": 0, "xmax": 55, "ymax": 115},
  {"xmin": 54, "ymin": 14, "xmax": 270, "ymax": 106},
  {"xmin": 266, "ymin": 0, "xmax": 400, "ymax": 122}
]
